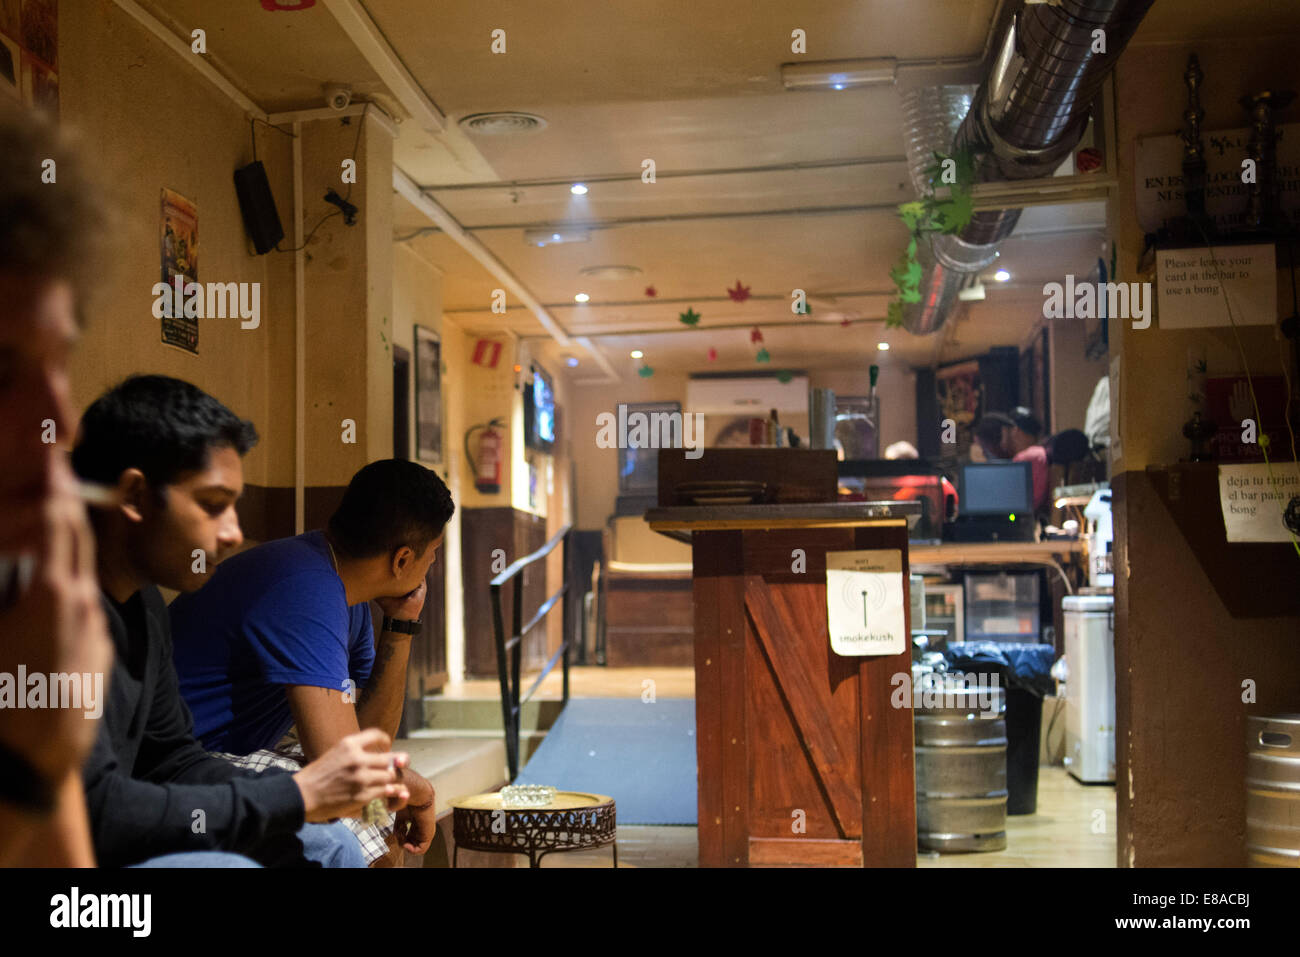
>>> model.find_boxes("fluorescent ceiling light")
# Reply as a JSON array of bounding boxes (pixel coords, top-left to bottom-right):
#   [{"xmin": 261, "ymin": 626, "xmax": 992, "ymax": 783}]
[
  {"xmin": 524, "ymin": 227, "xmax": 590, "ymax": 246},
  {"xmin": 877, "ymin": 342, "xmax": 890, "ymax": 351},
  {"xmin": 630, "ymin": 350, "xmax": 643, "ymax": 359},
  {"xmin": 570, "ymin": 183, "xmax": 588, "ymax": 195},
  {"xmin": 574, "ymin": 292, "xmax": 590, "ymax": 302},
  {"xmin": 781, "ymin": 58, "xmax": 896, "ymax": 92}
]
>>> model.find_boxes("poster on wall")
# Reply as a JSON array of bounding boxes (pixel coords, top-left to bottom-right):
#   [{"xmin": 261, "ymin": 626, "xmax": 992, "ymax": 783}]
[
  {"xmin": 935, "ymin": 359, "xmax": 982, "ymax": 459},
  {"xmin": 160, "ymin": 188, "xmax": 199, "ymax": 354},
  {"xmin": 0, "ymin": 0, "xmax": 59, "ymax": 115},
  {"xmin": 415, "ymin": 326, "xmax": 442, "ymax": 464}
]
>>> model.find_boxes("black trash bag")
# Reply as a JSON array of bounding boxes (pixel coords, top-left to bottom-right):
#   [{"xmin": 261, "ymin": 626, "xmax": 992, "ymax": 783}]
[
  {"xmin": 943, "ymin": 641, "xmax": 1056, "ymax": 815},
  {"xmin": 943, "ymin": 641, "xmax": 1055, "ymax": 698}
]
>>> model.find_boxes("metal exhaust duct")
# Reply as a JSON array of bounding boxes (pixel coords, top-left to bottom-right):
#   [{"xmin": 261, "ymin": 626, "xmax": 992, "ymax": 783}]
[{"xmin": 899, "ymin": 0, "xmax": 1154, "ymax": 336}]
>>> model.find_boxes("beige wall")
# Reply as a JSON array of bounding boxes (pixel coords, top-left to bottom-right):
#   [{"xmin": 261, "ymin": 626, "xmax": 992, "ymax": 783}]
[
  {"xmin": 62, "ymin": 0, "xmax": 296, "ymax": 489},
  {"xmin": 568, "ymin": 364, "xmax": 918, "ymax": 529}
]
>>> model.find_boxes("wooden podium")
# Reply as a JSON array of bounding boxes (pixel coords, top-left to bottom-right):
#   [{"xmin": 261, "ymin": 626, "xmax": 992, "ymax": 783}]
[{"xmin": 645, "ymin": 502, "xmax": 918, "ymax": 868}]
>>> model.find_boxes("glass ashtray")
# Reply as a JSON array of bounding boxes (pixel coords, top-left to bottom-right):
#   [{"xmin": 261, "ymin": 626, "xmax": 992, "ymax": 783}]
[{"xmin": 501, "ymin": 784, "xmax": 557, "ymax": 808}]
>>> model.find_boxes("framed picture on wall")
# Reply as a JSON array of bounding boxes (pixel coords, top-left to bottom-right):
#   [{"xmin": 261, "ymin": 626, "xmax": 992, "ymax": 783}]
[{"xmin": 414, "ymin": 326, "xmax": 442, "ymax": 464}]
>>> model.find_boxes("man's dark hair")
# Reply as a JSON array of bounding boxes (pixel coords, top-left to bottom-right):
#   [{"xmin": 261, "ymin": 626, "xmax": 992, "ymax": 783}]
[
  {"xmin": 328, "ymin": 460, "xmax": 454, "ymax": 560},
  {"xmin": 972, "ymin": 412, "xmax": 1015, "ymax": 451},
  {"xmin": 1009, "ymin": 406, "xmax": 1043, "ymax": 439},
  {"xmin": 0, "ymin": 102, "xmax": 108, "ymax": 305},
  {"xmin": 72, "ymin": 375, "xmax": 259, "ymax": 487}
]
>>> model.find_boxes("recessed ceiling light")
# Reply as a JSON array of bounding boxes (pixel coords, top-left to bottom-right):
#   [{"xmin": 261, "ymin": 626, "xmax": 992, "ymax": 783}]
[
  {"xmin": 877, "ymin": 342, "xmax": 890, "ymax": 351},
  {"xmin": 570, "ymin": 183, "xmax": 588, "ymax": 195},
  {"xmin": 524, "ymin": 227, "xmax": 590, "ymax": 246},
  {"xmin": 781, "ymin": 58, "xmax": 896, "ymax": 92},
  {"xmin": 574, "ymin": 292, "xmax": 590, "ymax": 303},
  {"xmin": 630, "ymin": 350, "xmax": 643, "ymax": 359},
  {"xmin": 994, "ymin": 269, "xmax": 1011, "ymax": 282},
  {"xmin": 566, "ymin": 357, "xmax": 579, "ymax": 367},
  {"xmin": 580, "ymin": 264, "xmax": 642, "ymax": 281},
  {"xmin": 458, "ymin": 111, "xmax": 548, "ymax": 135}
]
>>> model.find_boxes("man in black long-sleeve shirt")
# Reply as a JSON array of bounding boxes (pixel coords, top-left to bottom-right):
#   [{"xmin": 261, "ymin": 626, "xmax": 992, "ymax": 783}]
[{"xmin": 74, "ymin": 376, "xmax": 414, "ymax": 867}]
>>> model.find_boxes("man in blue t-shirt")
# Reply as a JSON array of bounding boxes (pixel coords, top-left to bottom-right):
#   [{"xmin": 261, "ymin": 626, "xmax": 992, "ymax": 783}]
[{"xmin": 170, "ymin": 459, "xmax": 455, "ymax": 858}]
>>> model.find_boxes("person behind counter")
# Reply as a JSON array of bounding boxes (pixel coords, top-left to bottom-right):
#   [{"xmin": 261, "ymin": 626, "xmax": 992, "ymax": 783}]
[{"xmin": 973, "ymin": 410, "xmax": 1049, "ymax": 512}]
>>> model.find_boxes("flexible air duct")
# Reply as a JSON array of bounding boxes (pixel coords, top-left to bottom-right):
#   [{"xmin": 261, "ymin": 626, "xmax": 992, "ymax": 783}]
[{"xmin": 899, "ymin": 0, "xmax": 1154, "ymax": 335}]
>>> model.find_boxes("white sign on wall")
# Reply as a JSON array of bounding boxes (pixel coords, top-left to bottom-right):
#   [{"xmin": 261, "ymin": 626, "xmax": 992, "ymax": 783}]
[
  {"xmin": 1135, "ymin": 123, "xmax": 1299, "ymax": 234},
  {"xmin": 825, "ymin": 550, "xmax": 906, "ymax": 657},
  {"xmin": 1156, "ymin": 244, "xmax": 1276, "ymax": 329},
  {"xmin": 1218, "ymin": 462, "xmax": 1300, "ymax": 543}
]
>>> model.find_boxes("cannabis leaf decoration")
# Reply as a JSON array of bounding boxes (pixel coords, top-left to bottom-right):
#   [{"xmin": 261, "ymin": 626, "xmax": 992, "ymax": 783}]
[{"xmin": 885, "ymin": 148, "xmax": 978, "ymax": 329}]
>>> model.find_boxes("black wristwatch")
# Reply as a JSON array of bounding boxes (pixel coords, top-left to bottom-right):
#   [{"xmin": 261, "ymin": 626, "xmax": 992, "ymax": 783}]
[
  {"xmin": 382, "ymin": 615, "xmax": 421, "ymax": 635},
  {"xmin": 0, "ymin": 742, "xmax": 57, "ymax": 813}
]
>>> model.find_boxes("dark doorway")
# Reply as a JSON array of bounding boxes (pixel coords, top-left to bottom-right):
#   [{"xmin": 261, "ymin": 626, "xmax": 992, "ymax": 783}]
[{"xmin": 392, "ymin": 344, "xmax": 411, "ymax": 461}]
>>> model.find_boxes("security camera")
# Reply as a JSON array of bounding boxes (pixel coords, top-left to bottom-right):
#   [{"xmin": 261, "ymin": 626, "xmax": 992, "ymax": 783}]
[{"xmin": 324, "ymin": 84, "xmax": 352, "ymax": 112}]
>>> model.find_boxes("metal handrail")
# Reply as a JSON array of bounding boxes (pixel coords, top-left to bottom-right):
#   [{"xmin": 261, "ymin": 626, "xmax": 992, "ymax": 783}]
[{"xmin": 490, "ymin": 522, "xmax": 574, "ymax": 781}]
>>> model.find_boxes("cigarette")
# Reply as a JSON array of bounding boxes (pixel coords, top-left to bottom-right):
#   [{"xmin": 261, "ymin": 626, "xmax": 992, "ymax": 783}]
[{"xmin": 77, "ymin": 482, "xmax": 121, "ymax": 508}]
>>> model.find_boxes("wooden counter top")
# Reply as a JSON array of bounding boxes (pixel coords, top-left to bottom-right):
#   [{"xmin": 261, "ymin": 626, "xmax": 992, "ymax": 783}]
[
  {"xmin": 645, "ymin": 501, "xmax": 921, "ymax": 532},
  {"xmin": 909, "ymin": 539, "xmax": 1084, "ymax": 565}
]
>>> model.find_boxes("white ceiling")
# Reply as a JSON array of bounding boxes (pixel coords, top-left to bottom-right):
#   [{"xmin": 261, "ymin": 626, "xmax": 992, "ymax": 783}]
[{"xmin": 142, "ymin": 0, "xmax": 1154, "ymax": 380}]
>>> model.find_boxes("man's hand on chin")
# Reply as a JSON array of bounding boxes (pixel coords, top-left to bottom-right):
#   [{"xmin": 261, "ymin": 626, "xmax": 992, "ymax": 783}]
[
  {"xmin": 393, "ymin": 767, "xmax": 436, "ymax": 855},
  {"xmin": 376, "ymin": 580, "xmax": 427, "ymax": 623}
]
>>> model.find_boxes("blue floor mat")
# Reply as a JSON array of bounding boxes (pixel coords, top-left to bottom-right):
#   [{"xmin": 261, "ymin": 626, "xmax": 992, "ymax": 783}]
[{"xmin": 514, "ymin": 697, "xmax": 697, "ymax": 825}]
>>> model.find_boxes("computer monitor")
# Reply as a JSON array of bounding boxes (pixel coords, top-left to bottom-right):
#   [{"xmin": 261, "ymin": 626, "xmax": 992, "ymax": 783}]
[{"xmin": 958, "ymin": 461, "xmax": 1034, "ymax": 519}]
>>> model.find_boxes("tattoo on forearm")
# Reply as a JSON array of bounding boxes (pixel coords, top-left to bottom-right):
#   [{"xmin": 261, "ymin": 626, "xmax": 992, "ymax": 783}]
[{"xmin": 354, "ymin": 638, "xmax": 401, "ymax": 709}]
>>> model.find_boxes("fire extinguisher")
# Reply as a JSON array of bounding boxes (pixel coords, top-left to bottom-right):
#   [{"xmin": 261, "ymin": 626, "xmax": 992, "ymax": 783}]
[{"xmin": 466, "ymin": 418, "xmax": 506, "ymax": 494}]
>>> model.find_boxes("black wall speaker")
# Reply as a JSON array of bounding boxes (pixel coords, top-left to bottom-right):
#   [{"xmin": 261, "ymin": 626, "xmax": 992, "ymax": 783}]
[{"xmin": 233, "ymin": 161, "xmax": 285, "ymax": 255}]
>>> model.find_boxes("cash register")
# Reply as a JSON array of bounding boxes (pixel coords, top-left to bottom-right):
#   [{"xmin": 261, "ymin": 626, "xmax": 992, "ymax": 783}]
[{"xmin": 944, "ymin": 461, "xmax": 1037, "ymax": 543}]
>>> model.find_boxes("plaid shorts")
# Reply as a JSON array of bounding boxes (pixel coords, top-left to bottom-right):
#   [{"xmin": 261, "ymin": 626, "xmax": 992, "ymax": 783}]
[{"xmin": 211, "ymin": 737, "xmax": 393, "ymax": 866}]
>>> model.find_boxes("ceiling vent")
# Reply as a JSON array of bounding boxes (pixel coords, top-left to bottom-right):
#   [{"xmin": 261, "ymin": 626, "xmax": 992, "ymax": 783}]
[{"xmin": 458, "ymin": 112, "xmax": 548, "ymax": 135}]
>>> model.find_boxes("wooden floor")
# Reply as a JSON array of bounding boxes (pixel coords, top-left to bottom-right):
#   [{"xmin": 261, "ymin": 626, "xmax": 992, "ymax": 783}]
[{"xmin": 438, "ymin": 664, "xmax": 1114, "ymax": 867}]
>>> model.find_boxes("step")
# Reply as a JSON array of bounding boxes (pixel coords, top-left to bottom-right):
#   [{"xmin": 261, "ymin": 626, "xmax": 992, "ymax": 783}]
[
  {"xmin": 393, "ymin": 734, "xmax": 509, "ymax": 818},
  {"xmin": 405, "ymin": 727, "xmax": 548, "ymax": 767},
  {"xmin": 420, "ymin": 695, "xmax": 565, "ymax": 733}
]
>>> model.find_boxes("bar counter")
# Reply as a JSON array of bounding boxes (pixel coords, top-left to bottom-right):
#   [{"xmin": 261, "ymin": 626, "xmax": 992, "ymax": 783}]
[{"xmin": 645, "ymin": 501, "xmax": 920, "ymax": 868}]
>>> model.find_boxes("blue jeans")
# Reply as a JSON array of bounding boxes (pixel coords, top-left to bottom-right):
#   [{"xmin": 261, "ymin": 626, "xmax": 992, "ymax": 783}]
[
  {"xmin": 131, "ymin": 822, "xmax": 364, "ymax": 868},
  {"xmin": 297, "ymin": 821, "xmax": 366, "ymax": 868},
  {"xmin": 131, "ymin": 852, "xmax": 261, "ymax": 868}
]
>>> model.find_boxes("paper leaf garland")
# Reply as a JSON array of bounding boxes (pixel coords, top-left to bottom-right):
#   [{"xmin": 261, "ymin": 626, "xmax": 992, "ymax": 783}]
[
  {"xmin": 707, "ymin": 347, "xmax": 718, "ymax": 361},
  {"xmin": 727, "ymin": 280, "xmax": 751, "ymax": 303},
  {"xmin": 755, "ymin": 347, "xmax": 770, "ymax": 363},
  {"xmin": 679, "ymin": 307, "xmax": 701, "ymax": 327},
  {"xmin": 637, "ymin": 363, "xmax": 654, "ymax": 378},
  {"xmin": 645, "ymin": 286, "xmax": 657, "ymax": 297},
  {"xmin": 750, "ymin": 326, "xmax": 763, "ymax": 344}
]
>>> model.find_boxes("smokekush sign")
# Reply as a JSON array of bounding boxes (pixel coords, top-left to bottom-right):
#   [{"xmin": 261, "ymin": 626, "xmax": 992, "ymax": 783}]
[{"xmin": 595, "ymin": 405, "xmax": 705, "ymax": 460}]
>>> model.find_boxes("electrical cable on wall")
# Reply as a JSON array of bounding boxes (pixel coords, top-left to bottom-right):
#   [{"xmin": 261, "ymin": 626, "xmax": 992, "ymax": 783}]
[
  {"xmin": 266, "ymin": 102, "xmax": 370, "ymax": 254},
  {"xmin": 1191, "ymin": 218, "xmax": 1300, "ymax": 558}
]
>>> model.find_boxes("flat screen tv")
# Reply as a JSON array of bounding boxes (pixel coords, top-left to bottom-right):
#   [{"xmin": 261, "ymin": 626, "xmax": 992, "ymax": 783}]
[{"xmin": 524, "ymin": 364, "xmax": 556, "ymax": 453}]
